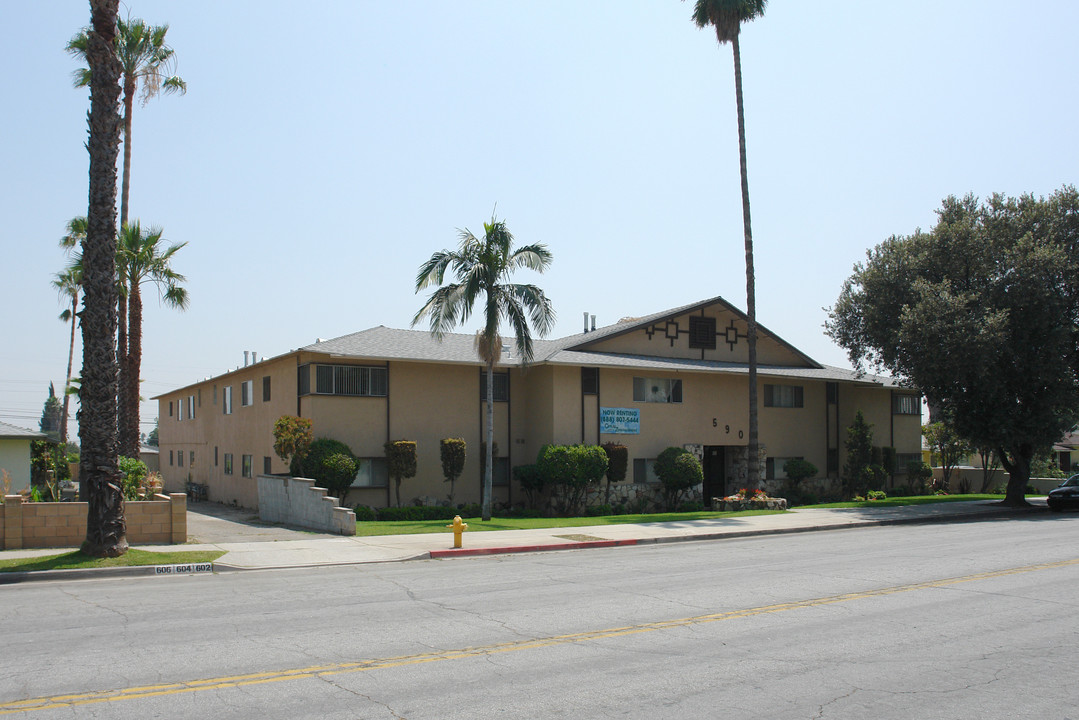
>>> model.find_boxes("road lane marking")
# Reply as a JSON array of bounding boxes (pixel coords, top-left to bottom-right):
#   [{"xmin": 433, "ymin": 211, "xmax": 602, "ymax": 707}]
[{"xmin": 4, "ymin": 555, "xmax": 1077, "ymax": 714}]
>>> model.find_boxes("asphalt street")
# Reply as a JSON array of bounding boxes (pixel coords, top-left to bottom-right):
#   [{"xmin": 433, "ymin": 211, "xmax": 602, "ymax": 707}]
[{"xmin": 2, "ymin": 514, "xmax": 1076, "ymax": 719}]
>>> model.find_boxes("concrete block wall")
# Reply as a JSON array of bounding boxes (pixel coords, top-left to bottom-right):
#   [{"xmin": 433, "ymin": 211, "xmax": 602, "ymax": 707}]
[
  {"xmin": 0, "ymin": 493, "xmax": 187, "ymax": 550},
  {"xmin": 257, "ymin": 475, "xmax": 356, "ymax": 535}
]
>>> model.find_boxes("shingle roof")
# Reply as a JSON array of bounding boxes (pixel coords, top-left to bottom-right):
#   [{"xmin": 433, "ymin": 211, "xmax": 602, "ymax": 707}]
[{"xmin": 0, "ymin": 420, "xmax": 46, "ymax": 440}]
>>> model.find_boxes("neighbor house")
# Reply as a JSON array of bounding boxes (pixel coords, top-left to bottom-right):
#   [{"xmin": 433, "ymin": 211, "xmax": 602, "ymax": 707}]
[
  {"xmin": 0, "ymin": 420, "xmax": 45, "ymax": 493},
  {"xmin": 156, "ymin": 296, "xmax": 922, "ymax": 509}
]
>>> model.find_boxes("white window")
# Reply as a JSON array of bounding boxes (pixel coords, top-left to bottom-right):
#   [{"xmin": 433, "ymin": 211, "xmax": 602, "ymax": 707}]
[
  {"xmin": 351, "ymin": 458, "xmax": 389, "ymax": 487},
  {"xmin": 187, "ymin": 395, "xmax": 195, "ymax": 419},
  {"xmin": 764, "ymin": 384, "xmax": 804, "ymax": 408},
  {"xmin": 241, "ymin": 380, "xmax": 254, "ymax": 407},
  {"xmin": 633, "ymin": 377, "xmax": 682, "ymax": 404},
  {"xmin": 223, "ymin": 386, "xmax": 233, "ymax": 415}
]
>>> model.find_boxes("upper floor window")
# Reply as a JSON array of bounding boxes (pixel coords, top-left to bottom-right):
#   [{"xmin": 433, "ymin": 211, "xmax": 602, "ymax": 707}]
[
  {"xmin": 263, "ymin": 376, "xmax": 271, "ymax": 402},
  {"xmin": 299, "ymin": 364, "xmax": 387, "ymax": 397},
  {"xmin": 223, "ymin": 386, "xmax": 233, "ymax": 415},
  {"xmin": 480, "ymin": 372, "xmax": 509, "ymax": 402},
  {"xmin": 241, "ymin": 380, "xmax": 254, "ymax": 407},
  {"xmin": 187, "ymin": 395, "xmax": 195, "ymax": 419},
  {"xmin": 633, "ymin": 377, "xmax": 682, "ymax": 404},
  {"xmin": 892, "ymin": 394, "xmax": 920, "ymax": 415},
  {"xmin": 764, "ymin": 384, "xmax": 803, "ymax": 408},
  {"xmin": 581, "ymin": 367, "xmax": 599, "ymax": 395}
]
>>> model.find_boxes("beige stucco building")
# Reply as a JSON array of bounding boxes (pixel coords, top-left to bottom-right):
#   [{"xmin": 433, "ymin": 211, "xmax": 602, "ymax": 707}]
[
  {"xmin": 156, "ymin": 297, "xmax": 921, "ymax": 509},
  {"xmin": 0, "ymin": 421, "xmax": 45, "ymax": 492}
]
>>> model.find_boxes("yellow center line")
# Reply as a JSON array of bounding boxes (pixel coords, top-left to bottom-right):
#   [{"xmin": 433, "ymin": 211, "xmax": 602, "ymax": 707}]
[{"xmin": 4, "ymin": 556, "xmax": 1076, "ymax": 714}]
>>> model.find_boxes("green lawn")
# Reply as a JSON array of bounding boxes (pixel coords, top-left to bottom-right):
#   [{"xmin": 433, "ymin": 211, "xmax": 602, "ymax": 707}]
[
  {"xmin": 0, "ymin": 548, "xmax": 226, "ymax": 574},
  {"xmin": 354, "ymin": 509, "xmax": 784, "ymax": 537},
  {"xmin": 802, "ymin": 493, "xmax": 1018, "ymax": 509},
  {"xmin": 354, "ymin": 493, "xmax": 1021, "ymax": 536}
]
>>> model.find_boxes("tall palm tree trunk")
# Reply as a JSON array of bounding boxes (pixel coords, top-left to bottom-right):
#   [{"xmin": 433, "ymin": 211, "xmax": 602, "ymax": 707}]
[
  {"xmin": 124, "ymin": 284, "xmax": 143, "ymax": 457},
  {"xmin": 60, "ymin": 292, "xmax": 78, "ymax": 446},
  {"xmin": 483, "ymin": 360, "xmax": 494, "ymax": 521},
  {"xmin": 82, "ymin": 0, "xmax": 127, "ymax": 557},
  {"xmin": 731, "ymin": 32, "xmax": 760, "ymax": 488},
  {"xmin": 115, "ymin": 78, "xmax": 135, "ymax": 457}
]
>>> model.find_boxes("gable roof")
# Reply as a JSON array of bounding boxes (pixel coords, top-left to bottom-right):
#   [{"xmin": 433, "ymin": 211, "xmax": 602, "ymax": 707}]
[
  {"xmin": 293, "ymin": 298, "xmax": 901, "ymax": 388},
  {"xmin": 0, "ymin": 420, "xmax": 46, "ymax": 440}
]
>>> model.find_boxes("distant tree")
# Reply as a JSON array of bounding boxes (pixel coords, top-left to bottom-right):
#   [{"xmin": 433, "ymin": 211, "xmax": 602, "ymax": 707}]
[
  {"xmin": 413, "ymin": 213, "xmax": 555, "ymax": 520},
  {"xmin": 601, "ymin": 442, "xmax": 628, "ymax": 505},
  {"xmin": 273, "ymin": 415, "xmax": 313, "ymax": 475},
  {"xmin": 923, "ymin": 421, "xmax": 972, "ymax": 493},
  {"xmin": 39, "ymin": 383, "xmax": 63, "ymax": 441},
  {"xmin": 384, "ymin": 441, "xmax": 417, "ymax": 508},
  {"xmin": 115, "ymin": 222, "xmax": 188, "ymax": 458},
  {"xmin": 79, "ymin": 0, "xmax": 126, "ymax": 558},
  {"xmin": 439, "ymin": 438, "xmax": 466, "ymax": 504},
  {"xmin": 146, "ymin": 418, "xmax": 159, "ymax": 447},
  {"xmin": 686, "ymin": 0, "xmax": 768, "ymax": 488},
  {"xmin": 827, "ymin": 188, "xmax": 1079, "ymax": 506}
]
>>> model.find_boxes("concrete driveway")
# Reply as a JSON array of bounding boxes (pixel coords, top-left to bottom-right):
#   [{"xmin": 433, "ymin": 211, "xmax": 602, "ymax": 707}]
[{"xmin": 186, "ymin": 502, "xmax": 338, "ymax": 543}]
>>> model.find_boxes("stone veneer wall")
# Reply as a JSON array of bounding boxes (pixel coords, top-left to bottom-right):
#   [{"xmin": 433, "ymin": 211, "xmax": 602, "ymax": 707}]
[
  {"xmin": 257, "ymin": 475, "xmax": 356, "ymax": 536},
  {"xmin": 1, "ymin": 493, "xmax": 187, "ymax": 550}
]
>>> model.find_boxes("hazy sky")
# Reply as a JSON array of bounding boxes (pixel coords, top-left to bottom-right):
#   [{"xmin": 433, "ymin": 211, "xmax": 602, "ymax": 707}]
[{"xmin": 2, "ymin": 1, "xmax": 1076, "ymax": 439}]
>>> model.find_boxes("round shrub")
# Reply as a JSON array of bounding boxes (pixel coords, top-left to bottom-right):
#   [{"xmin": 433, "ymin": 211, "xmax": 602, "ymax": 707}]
[
  {"xmin": 298, "ymin": 438, "xmax": 357, "ymax": 498},
  {"xmin": 353, "ymin": 504, "xmax": 377, "ymax": 522}
]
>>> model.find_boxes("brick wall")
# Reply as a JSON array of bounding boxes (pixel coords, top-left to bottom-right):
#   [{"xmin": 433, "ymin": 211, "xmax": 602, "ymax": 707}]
[
  {"xmin": 257, "ymin": 475, "xmax": 356, "ymax": 535},
  {"xmin": 0, "ymin": 494, "xmax": 187, "ymax": 550}
]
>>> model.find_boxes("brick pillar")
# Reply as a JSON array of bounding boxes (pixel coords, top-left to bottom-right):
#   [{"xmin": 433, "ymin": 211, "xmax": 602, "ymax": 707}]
[
  {"xmin": 169, "ymin": 493, "xmax": 187, "ymax": 544},
  {"xmin": 3, "ymin": 496, "xmax": 24, "ymax": 550}
]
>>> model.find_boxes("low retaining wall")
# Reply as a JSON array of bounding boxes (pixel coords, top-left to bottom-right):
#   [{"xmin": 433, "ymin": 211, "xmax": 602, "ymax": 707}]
[
  {"xmin": 0, "ymin": 493, "xmax": 187, "ymax": 550},
  {"xmin": 257, "ymin": 475, "xmax": 356, "ymax": 535}
]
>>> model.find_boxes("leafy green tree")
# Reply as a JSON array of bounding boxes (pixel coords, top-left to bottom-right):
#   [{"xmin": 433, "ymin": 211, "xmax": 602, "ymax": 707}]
[
  {"xmin": 827, "ymin": 188, "xmax": 1079, "ymax": 506},
  {"xmin": 537, "ymin": 444, "xmax": 576, "ymax": 516},
  {"xmin": 513, "ymin": 464, "xmax": 545, "ymax": 511},
  {"xmin": 384, "ymin": 441, "xmax": 418, "ymax": 508},
  {"xmin": 273, "ymin": 415, "xmax": 313, "ymax": 475},
  {"xmin": 601, "ymin": 442, "xmax": 628, "ymax": 505},
  {"xmin": 686, "ymin": 0, "xmax": 768, "ymax": 488},
  {"xmin": 654, "ymin": 447, "xmax": 704, "ymax": 510},
  {"xmin": 298, "ymin": 438, "xmax": 356, "ymax": 500},
  {"xmin": 146, "ymin": 418, "xmax": 159, "ymax": 447},
  {"xmin": 923, "ymin": 421, "xmax": 972, "ymax": 492},
  {"xmin": 79, "ymin": 0, "xmax": 126, "ymax": 558},
  {"xmin": 439, "ymin": 438, "xmax": 466, "ymax": 504},
  {"xmin": 843, "ymin": 411, "xmax": 874, "ymax": 499},
  {"xmin": 115, "ymin": 222, "xmax": 188, "ymax": 457},
  {"xmin": 413, "ymin": 214, "xmax": 555, "ymax": 520}
]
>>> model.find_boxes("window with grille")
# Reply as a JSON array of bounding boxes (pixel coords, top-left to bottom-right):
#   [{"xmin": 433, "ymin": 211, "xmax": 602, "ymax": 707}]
[
  {"xmin": 310, "ymin": 365, "xmax": 388, "ymax": 397},
  {"xmin": 480, "ymin": 372, "xmax": 509, "ymax": 402},
  {"xmin": 764, "ymin": 384, "xmax": 804, "ymax": 408},
  {"xmin": 688, "ymin": 316, "xmax": 717, "ymax": 350},
  {"xmin": 892, "ymin": 394, "xmax": 920, "ymax": 415},
  {"xmin": 581, "ymin": 367, "xmax": 599, "ymax": 395}
]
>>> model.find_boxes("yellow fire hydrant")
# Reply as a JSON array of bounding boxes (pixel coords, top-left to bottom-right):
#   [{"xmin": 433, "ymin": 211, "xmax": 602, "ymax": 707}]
[{"xmin": 446, "ymin": 515, "xmax": 468, "ymax": 548}]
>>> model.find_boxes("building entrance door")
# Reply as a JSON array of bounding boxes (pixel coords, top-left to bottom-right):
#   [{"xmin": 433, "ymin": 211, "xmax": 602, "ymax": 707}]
[{"xmin": 702, "ymin": 446, "xmax": 726, "ymax": 507}]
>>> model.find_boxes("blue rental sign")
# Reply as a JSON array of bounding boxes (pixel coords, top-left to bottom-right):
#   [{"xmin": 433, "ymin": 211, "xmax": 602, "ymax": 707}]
[{"xmin": 600, "ymin": 407, "xmax": 640, "ymax": 434}]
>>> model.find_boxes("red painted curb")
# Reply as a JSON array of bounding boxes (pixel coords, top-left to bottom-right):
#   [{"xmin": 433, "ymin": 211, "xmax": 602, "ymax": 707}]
[{"xmin": 429, "ymin": 538, "xmax": 639, "ymax": 558}]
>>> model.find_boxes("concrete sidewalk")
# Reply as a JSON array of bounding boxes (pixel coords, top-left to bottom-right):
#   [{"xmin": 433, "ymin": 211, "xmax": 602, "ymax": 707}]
[{"xmin": 0, "ymin": 500, "xmax": 1049, "ymax": 582}]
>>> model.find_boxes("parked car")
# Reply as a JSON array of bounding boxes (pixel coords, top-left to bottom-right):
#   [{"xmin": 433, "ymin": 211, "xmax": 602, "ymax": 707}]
[{"xmin": 1047, "ymin": 474, "xmax": 1079, "ymax": 511}]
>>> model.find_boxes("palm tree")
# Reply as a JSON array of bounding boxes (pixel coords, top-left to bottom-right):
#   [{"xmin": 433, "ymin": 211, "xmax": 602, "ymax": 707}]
[
  {"xmin": 413, "ymin": 216, "xmax": 555, "ymax": 521},
  {"xmin": 67, "ymin": 15, "xmax": 186, "ymax": 455},
  {"xmin": 81, "ymin": 0, "xmax": 127, "ymax": 557},
  {"xmin": 54, "ymin": 217, "xmax": 88, "ymax": 447},
  {"xmin": 688, "ymin": 0, "xmax": 767, "ymax": 487},
  {"xmin": 67, "ymin": 15, "xmax": 186, "ymax": 232},
  {"xmin": 117, "ymin": 222, "xmax": 189, "ymax": 458}
]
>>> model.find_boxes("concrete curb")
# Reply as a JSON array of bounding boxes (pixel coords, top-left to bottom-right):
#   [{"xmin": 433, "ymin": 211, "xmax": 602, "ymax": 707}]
[{"xmin": 1, "ymin": 504, "xmax": 1041, "ymax": 582}]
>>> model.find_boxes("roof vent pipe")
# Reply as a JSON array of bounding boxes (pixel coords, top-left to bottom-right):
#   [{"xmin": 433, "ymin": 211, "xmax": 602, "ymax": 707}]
[
  {"xmin": 583, "ymin": 311, "xmax": 589, "ymax": 333},
  {"xmin": 251, "ymin": 350, "xmax": 257, "ymax": 364},
  {"xmin": 243, "ymin": 351, "xmax": 250, "ymax": 367},
  {"xmin": 591, "ymin": 315, "xmax": 596, "ymax": 332}
]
